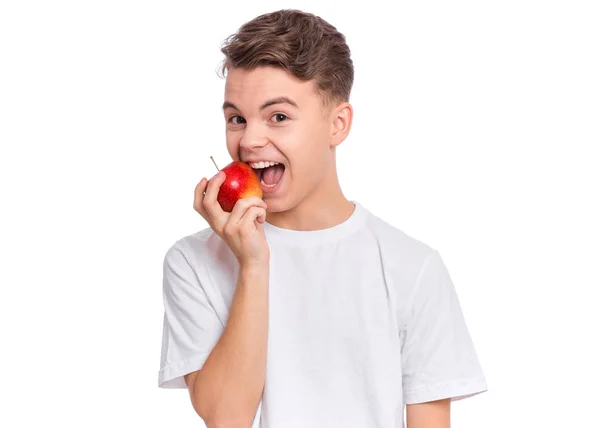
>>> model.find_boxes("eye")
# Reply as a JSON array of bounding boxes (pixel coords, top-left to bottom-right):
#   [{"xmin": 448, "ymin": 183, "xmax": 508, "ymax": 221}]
[
  {"xmin": 228, "ymin": 115, "xmax": 246, "ymax": 125},
  {"xmin": 271, "ymin": 113, "xmax": 288, "ymax": 123}
]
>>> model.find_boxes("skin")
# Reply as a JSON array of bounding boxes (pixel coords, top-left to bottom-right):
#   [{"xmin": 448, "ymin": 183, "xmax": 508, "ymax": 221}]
[
  {"xmin": 407, "ymin": 398, "xmax": 451, "ymax": 428},
  {"xmin": 222, "ymin": 65, "xmax": 356, "ymax": 231},
  {"xmin": 192, "ymin": 65, "xmax": 452, "ymax": 427}
]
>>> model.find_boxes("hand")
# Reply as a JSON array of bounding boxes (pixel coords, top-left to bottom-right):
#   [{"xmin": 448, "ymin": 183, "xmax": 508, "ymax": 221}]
[{"xmin": 194, "ymin": 171, "xmax": 270, "ymax": 267}]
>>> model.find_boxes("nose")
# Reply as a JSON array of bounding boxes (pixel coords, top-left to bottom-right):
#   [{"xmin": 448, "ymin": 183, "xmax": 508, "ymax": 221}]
[{"xmin": 239, "ymin": 123, "xmax": 268, "ymax": 151}]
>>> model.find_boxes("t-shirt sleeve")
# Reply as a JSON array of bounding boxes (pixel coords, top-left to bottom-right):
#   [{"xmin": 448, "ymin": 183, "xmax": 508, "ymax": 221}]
[
  {"xmin": 400, "ymin": 249, "xmax": 487, "ymax": 404},
  {"xmin": 157, "ymin": 240, "xmax": 224, "ymax": 389}
]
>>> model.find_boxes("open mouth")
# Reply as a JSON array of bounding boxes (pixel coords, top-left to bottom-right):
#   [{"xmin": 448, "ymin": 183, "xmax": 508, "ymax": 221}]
[{"xmin": 248, "ymin": 161, "xmax": 286, "ymax": 190}]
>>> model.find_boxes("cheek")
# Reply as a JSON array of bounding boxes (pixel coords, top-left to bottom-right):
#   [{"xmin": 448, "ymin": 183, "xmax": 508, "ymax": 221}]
[
  {"xmin": 293, "ymin": 142, "xmax": 328, "ymax": 181},
  {"xmin": 225, "ymin": 133, "xmax": 240, "ymax": 160},
  {"xmin": 305, "ymin": 125, "xmax": 332, "ymax": 165}
]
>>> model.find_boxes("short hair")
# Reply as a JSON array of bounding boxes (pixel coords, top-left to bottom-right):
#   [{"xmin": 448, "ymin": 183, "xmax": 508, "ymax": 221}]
[{"xmin": 219, "ymin": 9, "xmax": 354, "ymax": 105}]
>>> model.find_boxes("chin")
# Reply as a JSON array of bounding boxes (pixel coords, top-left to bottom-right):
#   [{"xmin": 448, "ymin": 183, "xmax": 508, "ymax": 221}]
[
  {"xmin": 264, "ymin": 198, "xmax": 287, "ymax": 214},
  {"xmin": 265, "ymin": 193, "xmax": 305, "ymax": 214}
]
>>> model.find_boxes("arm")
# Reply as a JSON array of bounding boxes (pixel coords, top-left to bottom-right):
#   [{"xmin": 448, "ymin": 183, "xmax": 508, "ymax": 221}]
[
  {"xmin": 406, "ymin": 398, "xmax": 451, "ymax": 428},
  {"xmin": 184, "ymin": 264, "xmax": 269, "ymax": 428},
  {"xmin": 400, "ymin": 251, "xmax": 487, "ymax": 425}
]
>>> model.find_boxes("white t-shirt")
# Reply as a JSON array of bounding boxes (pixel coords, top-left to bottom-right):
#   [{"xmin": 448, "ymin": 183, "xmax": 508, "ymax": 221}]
[{"xmin": 158, "ymin": 201, "xmax": 487, "ymax": 427}]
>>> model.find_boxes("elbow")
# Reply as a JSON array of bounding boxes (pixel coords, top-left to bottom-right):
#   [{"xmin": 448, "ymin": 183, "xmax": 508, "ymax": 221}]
[
  {"xmin": 189, "ymin": 378, "xmax": 256, "ymax": 428},
  {"xmin": 206, "ymin": 422, "xmax": 252, "ymax": 428},
  {"xmin": 194, "ymin": 400, "xmax": 253, "ymax": 428},
  {"xmin": 203, "ymin": 413, "xmax": 254, "ymax": 428}
]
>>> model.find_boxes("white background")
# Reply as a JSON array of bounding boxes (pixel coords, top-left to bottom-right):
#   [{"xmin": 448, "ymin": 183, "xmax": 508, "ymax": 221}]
[{"xmin": 1, "ymin": 0, "xmax": 598, "ymax": 426}]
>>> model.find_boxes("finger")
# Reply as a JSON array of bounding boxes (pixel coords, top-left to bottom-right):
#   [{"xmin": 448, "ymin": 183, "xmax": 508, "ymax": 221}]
[
  {"xmin": 193, "ymin": 178, "xmax": 209, "ymax": 217},
  {"xmin": 203, "ymin": 171, "xmax": 228, "ymax": 226},
  {"xmin": 228, "ymin": 196, "xmax": 267, "ymax": 226},
  {"xmin": 256, "ymin": 207, "xmax": 267, "ymax": 224},
  {"xmin": 238, "ymin": 206, "xmax": 267, "ymax": 231}
]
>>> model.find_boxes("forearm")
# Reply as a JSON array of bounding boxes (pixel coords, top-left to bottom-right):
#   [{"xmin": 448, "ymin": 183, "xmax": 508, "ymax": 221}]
[
  {"xmin": 193, "ymin": 264, "xmax": 270, "ymax": 427},
  {"xmin": 406, "ymin": 398, "xmax": 451, "ymax": 428}
]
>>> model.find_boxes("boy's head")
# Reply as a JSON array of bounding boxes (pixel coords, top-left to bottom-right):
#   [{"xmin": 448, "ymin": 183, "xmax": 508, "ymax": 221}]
[{"xmin": 219, "ymin": 9, "xmax": 354, "ymax": 214}]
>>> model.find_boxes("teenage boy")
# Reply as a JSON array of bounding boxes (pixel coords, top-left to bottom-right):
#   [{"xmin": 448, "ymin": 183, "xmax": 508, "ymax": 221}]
[{"xmin": 158, "ymin": 9, "xmax": 487, "ymax": 428}]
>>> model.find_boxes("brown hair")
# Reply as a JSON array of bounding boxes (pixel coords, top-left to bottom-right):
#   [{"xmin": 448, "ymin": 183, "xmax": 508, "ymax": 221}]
[{"xmin": 219, "ymin": 9, "xmax": 354, "ymax": 105}]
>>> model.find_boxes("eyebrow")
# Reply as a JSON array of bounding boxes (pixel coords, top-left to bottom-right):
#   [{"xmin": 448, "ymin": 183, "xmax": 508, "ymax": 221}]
[{"xmin": 222, "ymin": 96, "xmax": 299, "ymax": 112}]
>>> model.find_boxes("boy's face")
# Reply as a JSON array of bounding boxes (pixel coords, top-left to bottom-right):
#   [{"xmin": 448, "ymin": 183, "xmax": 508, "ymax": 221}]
[{"xmin": 223, "ymin": 66, "xmax": 341, "ymax": 213}]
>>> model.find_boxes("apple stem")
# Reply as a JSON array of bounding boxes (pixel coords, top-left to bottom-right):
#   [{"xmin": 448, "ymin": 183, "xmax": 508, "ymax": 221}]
[{"xmin": 210, "ymin": 156, "xmax": 220, "ymax": 171}]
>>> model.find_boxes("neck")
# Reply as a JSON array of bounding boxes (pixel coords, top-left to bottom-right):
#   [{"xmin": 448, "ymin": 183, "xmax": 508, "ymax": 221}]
[{"xmin": 265, "ymin": 158, "xmax": 355, "ymax": 231}]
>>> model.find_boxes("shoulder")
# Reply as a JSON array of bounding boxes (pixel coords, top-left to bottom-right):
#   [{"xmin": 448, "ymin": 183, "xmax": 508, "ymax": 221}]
[
  {"xmin": 362, "ymin": 206, "xmax": 438, "ymax": 270},
  {"xmin": 162, "ymin": 227, "xmax": 234, "ymax": 281},
  {"xmin": 164, "ymin": 227, "xmax": 224, "ymax": 260},
  {"xmin": 359, "ymin": 205, "xmax": 444, "ymax": 316}
]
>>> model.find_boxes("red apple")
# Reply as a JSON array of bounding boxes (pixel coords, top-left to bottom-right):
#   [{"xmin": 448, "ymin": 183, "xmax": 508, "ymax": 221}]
[{"xmin": 213, "ymin": 160, "xmax": 263, "ymax": 212}]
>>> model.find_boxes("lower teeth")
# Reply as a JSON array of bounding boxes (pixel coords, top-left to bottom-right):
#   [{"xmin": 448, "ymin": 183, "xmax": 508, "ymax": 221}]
[{"xmin": 261, "ymin": 178, "xmax": 277, "ymax": 188}]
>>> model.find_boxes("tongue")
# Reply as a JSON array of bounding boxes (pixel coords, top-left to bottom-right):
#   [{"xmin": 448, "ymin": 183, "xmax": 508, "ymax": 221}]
[{"xmin": 262, "ymin": 164, "xmax": 285, "ymax": 185}]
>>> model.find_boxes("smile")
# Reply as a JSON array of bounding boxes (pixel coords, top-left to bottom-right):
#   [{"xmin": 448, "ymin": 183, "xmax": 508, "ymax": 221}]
[{"xmin": 246, "ymin": 161, "xmax": 286, "ymax": 192}]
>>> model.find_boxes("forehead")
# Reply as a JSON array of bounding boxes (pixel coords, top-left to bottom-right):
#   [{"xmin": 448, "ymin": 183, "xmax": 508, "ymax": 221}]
[{"xmin": 224, "ymin": 66, "xmax": 318, "ymax": 108}]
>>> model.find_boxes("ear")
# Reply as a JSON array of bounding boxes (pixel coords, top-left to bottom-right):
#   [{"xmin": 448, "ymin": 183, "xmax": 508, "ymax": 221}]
[{"xmin": 330, "ymin": 102, "xmax": 353, "ymax": 148}]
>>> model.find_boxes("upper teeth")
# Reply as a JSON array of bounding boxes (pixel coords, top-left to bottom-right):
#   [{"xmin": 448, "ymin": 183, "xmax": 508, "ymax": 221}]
[{"xmin": 249, "ymin": 161, "xmax": 279, "ymax": 169}]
